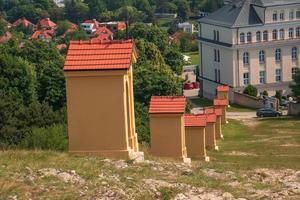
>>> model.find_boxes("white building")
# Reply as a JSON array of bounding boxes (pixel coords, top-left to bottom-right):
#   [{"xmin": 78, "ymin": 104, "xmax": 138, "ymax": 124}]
[
  {"xmin": 178, "ymin": 22, "xmax": 195, "ymax": 33},
  {"xmin": 198, "ymin": 0, "xmax": 300, "ymax": 100}
]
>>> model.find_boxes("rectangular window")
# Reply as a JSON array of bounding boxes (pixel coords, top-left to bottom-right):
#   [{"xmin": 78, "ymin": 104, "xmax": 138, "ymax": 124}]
[
  {"xmin": 273, "ymin": 13, "xmax": 278, "ymax": 21},
  {"xmin": 289, "ymin": 11, "xmax": 294, "ymax": 20},
  {"xmin": 297, "ymin": 11, "xmax": 300, "ymax": 19},
  {"xmin": 259, "ymin": 71, "xmax": 266, "ymax": 84},
  {"xmin": 215, "ymin": 69, "xmax": 221, "ymax": 82},
  {"xmin": 217, "ymin": 50, "xmax": 220, "ymax": 62},
  {"xmin": 275, "ymin": 69, "xmax": 282, "ymax": 82},
  {"xmin": 280, "ymin": 12, "xmax": 284, "ymax": 20},
  {"xmin": 243, "ymin": 72, "xmax": 250, "ymax": 85}
]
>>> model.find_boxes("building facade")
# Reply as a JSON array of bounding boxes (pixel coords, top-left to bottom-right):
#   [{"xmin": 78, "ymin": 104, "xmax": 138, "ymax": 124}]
[{"xmin": 198, "ymin": 0, "xmax": 300, "ymax": 100}]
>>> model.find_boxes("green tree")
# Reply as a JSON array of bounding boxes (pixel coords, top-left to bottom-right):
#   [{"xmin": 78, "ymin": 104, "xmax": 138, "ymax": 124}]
[
  {"xmin": 85, "ymin": 0, "xmax": 107, "ymax": 20},
  {"xmin": 129, "ymin": 23, "xmax": 168, "ymax": 51},
  {"xmin": 56, "ymin": 20, "xmax": 71, "ymax": 36},
  {"xmin": 291, "ymin": 68, "xmax": 300, "ymax": 96},
  {"xmin": 65, "ymin": 0, "xmax": 89, "ymax": 23},
  {"xmin": 135, "ymin": 102, "xmax": 150, "ymax": 143},
  {"xmin": 133, "ymin": 61, "xmax": 183, "ymax": 104},
  {"xmin": 135, "ymin": 39, "xmax": 165, "ymax": 65},
  {"xmin": 174, "ymin": 0, "xmax": 191, "ymax": 20},
  {"xmin": 243, "ymin": 85, "xmax": 258, "ymax": 97},
  {"xmin": 0, "ymin": 54, "xmax": 36, "ymax": 104},
  {"xmin": 163, "ymin": 45, "xmax": 184, "ymax": 75}
]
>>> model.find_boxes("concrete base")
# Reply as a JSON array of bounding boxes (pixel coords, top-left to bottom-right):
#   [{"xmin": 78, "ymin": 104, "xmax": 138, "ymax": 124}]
[
  {"xmin": 183, "ymin": 157, "xmax": 192, "ymax": 164},
  {"xmin": 207, "ymin": 146, "xmax": 219, "ymax": 151},
  {"xmin": 69, "ymin": 149, "xmax": 144, "ymax": 160},
  {"xmin": 129, "ymin": 151, "xmax": 144, "ymax": 163}
]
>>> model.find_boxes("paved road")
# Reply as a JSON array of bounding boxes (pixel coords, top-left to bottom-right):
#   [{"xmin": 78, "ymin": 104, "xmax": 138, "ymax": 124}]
[{"xmin": 226, "ymin": 112, "xmax": 257, "ymax": 120}]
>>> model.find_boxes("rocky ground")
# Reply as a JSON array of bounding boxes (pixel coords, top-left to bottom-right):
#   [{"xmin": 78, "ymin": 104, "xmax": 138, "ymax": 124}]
[{"xmin": 1, "ymin": 117, "xmax": 300, "ymax": 200}]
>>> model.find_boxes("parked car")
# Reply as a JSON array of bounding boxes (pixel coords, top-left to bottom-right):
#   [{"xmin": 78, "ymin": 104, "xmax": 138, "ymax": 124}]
[
  {"xmin": 280, "ymin": 99, "xmax": 289, "ymax": 107},
  {"xmin": 256, "ymin": 108, "xmax": 282, "ymax": 117}
]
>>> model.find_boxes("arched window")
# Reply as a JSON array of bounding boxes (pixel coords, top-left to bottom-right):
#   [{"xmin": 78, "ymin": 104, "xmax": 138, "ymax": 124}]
[
  {"xmin": 273, "ymin": 11, "xmax": 278, "ymax": 21},
  {"xmin": 289, "ymin": 28, "xmax": 294, "ymax": 38},
  {"xmin": 240, "ymin": 33, "xmax": 245, "ymax": 43},
  {"xmin": 279, "ymin": 29, "xmax": 285, "ymax": 39},
  {"xmin": 263, "ymin": 31, "xmax": 268, "ymax": 41},
  {"xmin": 296, "ymin": 27, "xmax": 300, "ymax": 37},
  {"xmin": 259, "ymin": 50, "xmax": 265, "ymax": 63},
  {"xmin": 292, "ymin": 47, "xmax": 298, "ymax": 60},
  {"xmin": 256, "ymin": 31, "xmax": 261, "ymax": 42},
  {"xmin": 247, "ymin": 32, "xmax": 252, "ymax": 43},
  {"xmin": 275, "ymin": 49, "xmax": 281, "ymax": 62},
  {"xmin": 243, "ymin": 52, "xmax": 250, "ymax": 65},
  {"xmin": 272, "ymin": 29, "xmax": 278, "ymax": 40},
  {"xmin": 280, "ymin": 11, "xmax": 285, "ymax": 20}
]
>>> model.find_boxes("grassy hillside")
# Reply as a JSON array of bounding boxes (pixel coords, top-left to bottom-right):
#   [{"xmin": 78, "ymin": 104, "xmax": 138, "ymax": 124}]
[{"xmin": 1, "ymin": 118, "xmax": 300, "ymax": 199}]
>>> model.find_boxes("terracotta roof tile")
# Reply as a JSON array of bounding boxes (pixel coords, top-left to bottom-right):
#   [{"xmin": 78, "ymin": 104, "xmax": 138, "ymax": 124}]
[
  {"xmin": 39, "ymin": 18, "xmax": 56, "ymax": 28},
  {"xmin": 214, "ymin": 99, "xmax": 229, "ymax": 106},
  {"xmin": 0, "ymin": 32, "xmax": 12, "ymax": 43},
  {"xmin": 149, "ymin": 96, "xmax": 186, "ymax": 114},
  {"xmin": 30, "ymin": 30, "xmax": 52, "ymax": 40},
  {"xmin": 184, "ymin": 114, "xmax": 207, "ymax": 127},
  {"xmin": 205, "ymin": 108, "xmax": 223, "ymax": 116},
  {"xmin": 12, "ymin": 17, "xmax": 34, "ymax": 27},
  {"xmin": 64, "ymin": 39, "xmax": 137, "ymax": 71},
  {"xmin": 217, "ymin": 85, "xmax": 229, "ymax": 92},
  {"xmin": 206, "ymin": 113, "xmax": 217, "ymax": 123}
]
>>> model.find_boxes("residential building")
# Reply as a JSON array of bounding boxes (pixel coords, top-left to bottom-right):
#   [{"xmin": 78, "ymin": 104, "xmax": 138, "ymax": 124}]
[
  {"xmin": 12, "ymin": 17, "xmax": 34, "ymax": 28},
  {"xmin": 0, "ymin": 32, "xmax": 12, "ymax": 43},
  {"xmin": 80, "ymin": 19, "xmax": 99, "ymax": 35},
  {"xmin": 38, "ymin": 18, "xmax": 57, "ymax": 30},
  {"xmin": 178, "ymin": 22, "xmax": 195, "ymax": 33},
  {"xmin": 99, "ymin": 21, "xmax": 126, "ymax": 32},
  {"xmin": 198, "ymin": 0, "xmax": 300, "ymax": 100}
]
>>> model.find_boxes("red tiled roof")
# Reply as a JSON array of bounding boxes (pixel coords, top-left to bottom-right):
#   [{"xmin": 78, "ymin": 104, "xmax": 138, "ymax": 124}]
[
  {"xmin": 39, "ymin": 18, "xmax": 56, "ymax": 28},
  {"xmin": 184, "ymin": 114, "xmax": 207, "ymax": 127},
  {"xmin": 149, "ymin": 96, "xmax": 186, "ymax": 114},
  {"xmin": 205, "ymin": 108, "xmax": 223, "ymax": 116},
  {"xmin": 30, "ymin": 30, "xmax": 52, "ymax": 40},
  {"xmin": 64, "ymin": 39, "xmax": 137, "ymax": 71},
  {"xmin": 214, "ymin": 99, "xmax": 229, "ymax": 106},
  {"xmin": 95, "ymin": 26, "xmax": 113, "ymax": 37},
  {"xmin": 117, "ymin": 22, "xmax": 126, "ymax": 30},
  {"xmin": 217, "ymin": 85, "xmax": 229, "ymax": 92},
  {"xmin": 12, "ymin": 17, "xmax": 34, "ymax": 27},
  {"xmin": 0, "ymin": 32, "xmax": 12, "ymax": 43},
  {"xmin": 206, "ymin": 113, "xmax": 217, "ymax": 123}
]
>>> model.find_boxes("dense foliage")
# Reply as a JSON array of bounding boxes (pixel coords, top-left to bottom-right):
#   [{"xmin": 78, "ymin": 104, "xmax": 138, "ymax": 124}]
[
  {"xmin": 243, "ymin": 85, "xmax": 258, "ymax": 97},
  {"xmin": 291, "ymin": 68, "xmax": 300, "ymax": 97}
]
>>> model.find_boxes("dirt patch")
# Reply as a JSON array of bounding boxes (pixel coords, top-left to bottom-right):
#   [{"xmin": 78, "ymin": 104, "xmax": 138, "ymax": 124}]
[{"xmin": 224, "ymin": 151, "xmax": 257, "ymax": 156}]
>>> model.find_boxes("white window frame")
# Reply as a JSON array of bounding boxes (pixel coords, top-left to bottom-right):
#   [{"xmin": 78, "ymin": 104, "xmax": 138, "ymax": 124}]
[
  {"xmin": 259, "ymin": 71, "xmax": 266, "ymax": 84},
  {"xmin": 243, "ymin": 72, "xmax": 250, "ymax": 85},
  {"xmin": 275, "ymin": 69, "xmax": 282, "ymax": 82}
]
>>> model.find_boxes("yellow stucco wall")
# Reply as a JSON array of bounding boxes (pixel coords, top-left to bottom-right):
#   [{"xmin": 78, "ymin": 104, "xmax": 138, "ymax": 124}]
[
  {"xmin": 215, "ymin": 116, "xmax": 223, "ymax": 140},
  {"xmin": 185, "ymin": 127, "xmax": 208, "ymax": 160},
  {"xmin": 205, "ymin": 123, "xmax": 218, "ymax": 150},
  {"xmin": 65, "ymin": 69, "xmax": 139, "ymax": 158},
  {"xmin": 150, "ymin": 114, "xmax": 188, "ymax": 160}
]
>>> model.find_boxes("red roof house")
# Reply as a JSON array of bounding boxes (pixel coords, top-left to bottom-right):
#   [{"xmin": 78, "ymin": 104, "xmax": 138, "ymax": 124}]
[
  {"xmin": 12, "ymin": 17, "xmax": 34, "ymax": 28},
  {"xmin": 217, "ymin": 85, "xmax": 229, "ymax": 92},
  {"xmin": 0, "ymin": 32, "xmax": 12, "ymax": 43},
  {"xmin": 83, "ymin": 19, "xmax": 100, "ymax": 29},
  {"xmin": 38, "ymin": 18, "xmax": 57, "ymax": 29},
  {"xmin": 184, "ymin": 114, "xmax": 207, "ymax": 127},
  {"xmin": 30, "ymin": 30, "xmax": 52, "ymax": 41},
  {"xmin": 64, "ymin": 39, "xmax": 137, "ymax": 71},
  {"xmin": 206, "ymin": 113, "xmax": 217, "ymax": 123},
  {"xmin": 149, "ymin": 96, "xmax": 186, "ymax": 114},
  {"xmin": 205, "ymin": 108, "xmax": 223, "ymax": 116},
  {"xmin": 214, "ymin": 99, "xmax": 229, "ymax": 106}
]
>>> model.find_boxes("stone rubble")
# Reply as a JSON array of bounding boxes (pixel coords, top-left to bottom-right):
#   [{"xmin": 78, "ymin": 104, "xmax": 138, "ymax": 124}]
[{"xmin": 38, "ymin": 168, "xmax": 85, "ymax": 185}]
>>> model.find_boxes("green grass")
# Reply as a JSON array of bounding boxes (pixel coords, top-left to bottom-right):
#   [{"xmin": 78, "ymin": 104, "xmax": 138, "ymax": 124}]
[
  {"xmin": 185, "ymin": 51, "xmax": 199, "ymax": 65},
  {"xmin": 0, "ymin": 118, "xmax": 300, "ymax": 199},
  {"xmin": 157, "ymin": 18, "xmax": 174, "ymax": 27},
  {"xmin": 227, "ymin": 104, "xmax": 256, "ymax": 112}
]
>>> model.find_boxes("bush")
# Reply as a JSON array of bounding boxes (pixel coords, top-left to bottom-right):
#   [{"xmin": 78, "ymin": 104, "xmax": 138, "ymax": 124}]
[
  {"xmin": 262, "ymin": 90, "xmax": 268, "ymax": 96},
  {"xmin": 243, "ymin": 85, "xmax": 258, "ymax": 97},
  {"xmin": 20, "ymin": 124, "xmax": 68, "ymax": 151},
  {"xmin": 135, "ymin": 102, "xmax": 150, "ymax": 144}
]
